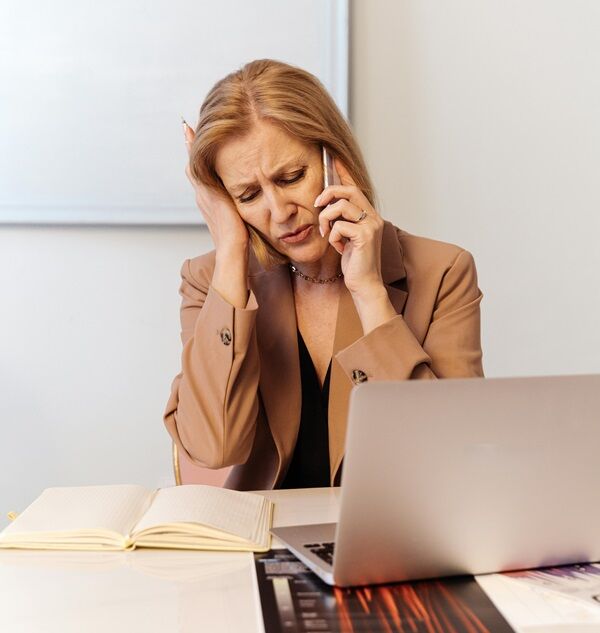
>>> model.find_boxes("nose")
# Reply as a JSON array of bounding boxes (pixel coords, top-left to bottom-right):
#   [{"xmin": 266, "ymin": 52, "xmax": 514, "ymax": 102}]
[{"xmin": 264, "ymin": 187, "xmax": 297, "ymax": 224}]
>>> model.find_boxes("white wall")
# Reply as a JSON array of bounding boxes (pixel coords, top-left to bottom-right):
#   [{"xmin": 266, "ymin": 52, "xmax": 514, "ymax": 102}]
[
  {"xmin": 351, "ymin": 0, "xmax": 600, "ymax": 377},
  {"xmin": 0, "ymin": 0, "xmax": 348, "ymax": 524},
  {"xmin": 0, "ymin": 0, "xmax": 348, "ymax": 224},
  {"xmin": 3, "ymin": 0, "xmax": 600, "ymax": 522},
  {"xmin": 0, "ymin": 225, "xmax": 212, "ymax": 525}
]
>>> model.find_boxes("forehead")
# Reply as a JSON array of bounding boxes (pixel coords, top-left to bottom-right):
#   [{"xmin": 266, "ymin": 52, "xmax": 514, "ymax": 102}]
[{"xmin": 215, "ymin": 121, "xmax": 316, "ymax": 191}]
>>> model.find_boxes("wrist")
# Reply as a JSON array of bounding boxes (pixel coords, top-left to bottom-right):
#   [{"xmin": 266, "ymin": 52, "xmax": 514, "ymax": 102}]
[
  {"xmin": 213, "ymin": 245, "xmax": 250, "ymax": 309},
  {"xmin": 350, "ymin": 281, "xmax": 388, "ymax": 307},
  {"xmin": 215, "ymin": 242, "xmax": 249, "ymax": 267},
  {"xmin": 352, "ymin": 285, "xmax": 397, "ymax": 335}
]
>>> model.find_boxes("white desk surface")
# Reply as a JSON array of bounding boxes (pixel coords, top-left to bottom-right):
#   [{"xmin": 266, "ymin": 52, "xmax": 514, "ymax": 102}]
[{"xmin": 1, "ymin": 487, "xmax": 599, "ymax": 633}]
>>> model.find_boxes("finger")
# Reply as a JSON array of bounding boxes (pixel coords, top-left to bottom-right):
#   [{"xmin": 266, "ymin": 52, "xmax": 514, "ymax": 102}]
[
  {"xmin": 318, "ymin": 199, "xmax": 363, "ymax": 236},
  {"xmin": 182, "ymin": 118, "xmax": 195, "ymax": 156},
  {"xmin": 330, "ymin": 215, "xmax": 379, "ymax": 249},
  {"xmin": 329, "ymin": 220, "xmax": 361, "ymax": 255},
  {"xmin": 333, "ymin": 158, "xmax": 356, "ymax": 187},
  {"xmin": 314, "ymin": 184, "xmax": 373, "ymax": 216}
]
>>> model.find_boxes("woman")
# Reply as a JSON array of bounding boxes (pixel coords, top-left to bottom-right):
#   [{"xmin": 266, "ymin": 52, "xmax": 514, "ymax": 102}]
[{"xmin": 164, "ymin": 59, "xmax": 483, "ymax": 490}]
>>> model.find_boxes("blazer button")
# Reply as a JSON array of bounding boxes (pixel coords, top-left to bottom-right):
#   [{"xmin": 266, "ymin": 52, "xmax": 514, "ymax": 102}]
[
  {"xmin": 351, "ymin": 369, "xmax": 368, "ymax": 384},
  {"xmin": 220, "ymin": 328, "xmax": 232, "ymax": 346}
]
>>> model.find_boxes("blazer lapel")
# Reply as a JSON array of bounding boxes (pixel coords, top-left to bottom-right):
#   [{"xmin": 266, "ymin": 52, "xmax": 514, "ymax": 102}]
[
  {"xmin": 250, "ymin": 263, "xmax": 301, "ymax": 484},
  {"xmin": 328, "ymin": 283, "xmax": 363, "ymax": 483},
  {"xmin": 328, "ymin": 222, "xmax": 408, "ymax": 484}
]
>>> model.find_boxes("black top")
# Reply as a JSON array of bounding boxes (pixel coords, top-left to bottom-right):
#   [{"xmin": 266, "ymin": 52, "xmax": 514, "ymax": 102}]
[{"xmin": 280, "ymin": 331, "xmax": 331, "ymax": 488}]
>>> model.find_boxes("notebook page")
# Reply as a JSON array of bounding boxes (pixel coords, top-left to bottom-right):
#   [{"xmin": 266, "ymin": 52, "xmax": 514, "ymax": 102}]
[
  {"xmin": 131, "ymin": 485, "xmax": 268, "ymax": 542},
  {"xmin": 1, "ymin": 485, "xmax": 153, "ymax": 538}
]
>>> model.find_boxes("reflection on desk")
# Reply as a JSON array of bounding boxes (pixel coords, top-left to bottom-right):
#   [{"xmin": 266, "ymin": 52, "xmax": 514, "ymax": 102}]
[{"xmin": 0, "ymin": 549, "xmax": 260, "ymax": 633}]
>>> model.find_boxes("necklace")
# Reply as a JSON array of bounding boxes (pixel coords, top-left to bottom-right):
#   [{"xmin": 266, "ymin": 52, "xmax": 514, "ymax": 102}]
[{"xmin": 288, "ymin": 263, "xmax": 343, "ymax": 284}]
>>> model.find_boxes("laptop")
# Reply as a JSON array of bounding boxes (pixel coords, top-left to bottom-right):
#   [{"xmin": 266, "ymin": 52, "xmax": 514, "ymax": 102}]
[{"xmin": 271, "ymin": 374, "xmax": 600, "ymax": 586}]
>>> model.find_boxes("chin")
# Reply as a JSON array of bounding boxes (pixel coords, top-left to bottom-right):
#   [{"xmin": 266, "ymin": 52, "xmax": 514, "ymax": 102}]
[{"xmin": 284, "ymin": 240, "xmax": 329, "ymax": 264}]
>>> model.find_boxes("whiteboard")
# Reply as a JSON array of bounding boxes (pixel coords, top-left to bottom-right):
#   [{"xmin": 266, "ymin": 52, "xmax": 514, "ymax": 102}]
[{"xmin": 0, "ymin": 0, "xmax": 348, "ymax": 225}]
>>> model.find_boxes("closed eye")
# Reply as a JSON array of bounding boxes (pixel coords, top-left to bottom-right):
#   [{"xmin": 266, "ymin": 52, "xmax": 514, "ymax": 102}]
[
  {"xmin": 238, "ymin": 190, "xmax": 259, "ymax": 204},
  {"xmin": 238, "ymin": 169, "xmax": 306, "ymax": 203},
  {"xmin": 278, "ymin": 170, "xmax": 305, "ymax": 186}
]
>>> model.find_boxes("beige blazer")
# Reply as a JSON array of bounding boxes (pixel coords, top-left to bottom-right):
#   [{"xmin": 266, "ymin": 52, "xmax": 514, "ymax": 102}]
[{"xmin": 164, "ymin": 223, "xmax": 484, "ymax": 490}]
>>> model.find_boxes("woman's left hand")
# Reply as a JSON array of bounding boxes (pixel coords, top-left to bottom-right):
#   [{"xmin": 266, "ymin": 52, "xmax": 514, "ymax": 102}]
[{"xmin": 316, "ymin": 159, "xmax": 386, "ymax": 300}]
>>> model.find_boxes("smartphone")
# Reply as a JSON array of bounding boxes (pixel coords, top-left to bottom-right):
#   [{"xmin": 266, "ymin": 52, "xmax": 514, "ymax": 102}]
[
  {"xmin": 322, "ymin": 147, "xmax": 342, "ymax": 232},
  {"xmin": 322, "ymin": 146, "xmax": 341, "ymax": 189}
]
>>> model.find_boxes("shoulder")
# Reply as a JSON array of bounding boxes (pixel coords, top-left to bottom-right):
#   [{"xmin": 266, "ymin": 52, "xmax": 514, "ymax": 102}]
[
  {"xmin": 386, "ymin": 225, "xmax": 481, "ymax": 317},
  {"xmin": 401, "ymin": 228, "xmax": 472, "ymax": 270},
  {"xmin": 385, "ymin": 223, "xmax": 477, "ymax": 282}
]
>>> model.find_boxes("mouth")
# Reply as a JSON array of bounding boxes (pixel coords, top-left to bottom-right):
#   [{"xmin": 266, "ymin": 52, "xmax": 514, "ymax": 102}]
[{"xmin": 279, "ymin": 224, "xmax": 313, "ymax": 244}]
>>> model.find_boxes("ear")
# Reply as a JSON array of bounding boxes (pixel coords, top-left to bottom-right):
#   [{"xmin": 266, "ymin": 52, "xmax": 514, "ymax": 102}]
[{"xmin": 334, "ymin": 157, "xmax": 356, "ymax": 187}]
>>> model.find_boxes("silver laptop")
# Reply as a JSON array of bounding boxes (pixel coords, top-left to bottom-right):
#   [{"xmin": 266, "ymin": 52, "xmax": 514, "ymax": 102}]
[{"xmin": 271, "ymin": 374, "xmax": 600, "ymax": 586}]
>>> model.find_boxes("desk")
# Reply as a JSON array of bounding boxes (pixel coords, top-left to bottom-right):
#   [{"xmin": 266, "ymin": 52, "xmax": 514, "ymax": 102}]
[{"xmin": 1, "ymin": 487, "xmax": 599, "ymax": 632}]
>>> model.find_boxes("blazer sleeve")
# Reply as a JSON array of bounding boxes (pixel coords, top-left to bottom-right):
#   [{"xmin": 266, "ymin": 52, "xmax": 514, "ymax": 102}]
[
  {"xmin": 334, "ymin": 250, "xmax": 484, "ymax": 380},
  {"xmin": 163, "ymin": 259, "xmax": 261, "ymax": 469}
]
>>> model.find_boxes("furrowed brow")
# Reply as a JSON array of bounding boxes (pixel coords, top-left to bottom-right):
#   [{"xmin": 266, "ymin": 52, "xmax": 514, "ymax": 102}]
[{"xmin": 231, "ymin": 154, "xmax": 308, "ymax": 194}]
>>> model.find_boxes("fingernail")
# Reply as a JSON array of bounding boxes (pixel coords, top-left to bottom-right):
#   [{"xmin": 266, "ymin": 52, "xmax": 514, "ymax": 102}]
[
  {"xmin": 319, "ymin": 226, "xmax": 325, "ymax": 237},
  {"xmin": 314, "ymin": 194, "xmax": 322, "ymax": 207}
]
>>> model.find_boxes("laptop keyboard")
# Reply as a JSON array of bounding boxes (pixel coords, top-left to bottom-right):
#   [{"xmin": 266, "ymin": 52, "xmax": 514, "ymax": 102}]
[{"xmin": 304, "ymin": 541, "xmax": 335, "ymax": 566}]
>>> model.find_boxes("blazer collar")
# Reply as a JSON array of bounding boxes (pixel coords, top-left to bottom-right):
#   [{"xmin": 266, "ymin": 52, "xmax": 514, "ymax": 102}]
[
  {"xmin": 380, "ymin": 221, "xmax": 406, "ymax": 284},
  {"xmin": 249, "ymin": 221, "xmax": 407, "ymax": 486}
]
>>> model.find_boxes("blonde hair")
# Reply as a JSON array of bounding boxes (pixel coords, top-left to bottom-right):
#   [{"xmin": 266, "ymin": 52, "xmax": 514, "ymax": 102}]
[{"xmin": 189, "ymin": 59, "xmax": 376, "ymax": 269}]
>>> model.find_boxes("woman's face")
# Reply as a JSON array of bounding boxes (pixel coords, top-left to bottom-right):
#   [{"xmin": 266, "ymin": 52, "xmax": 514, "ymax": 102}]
[{"xmin": 215, "ymin": 120, "xmax": 330, "ymax": 264}]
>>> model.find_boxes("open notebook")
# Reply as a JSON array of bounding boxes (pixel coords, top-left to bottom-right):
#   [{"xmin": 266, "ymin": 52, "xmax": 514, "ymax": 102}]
[{"xmin": 0, "ymin": 484, "xmax": 273, "ymax": 552}]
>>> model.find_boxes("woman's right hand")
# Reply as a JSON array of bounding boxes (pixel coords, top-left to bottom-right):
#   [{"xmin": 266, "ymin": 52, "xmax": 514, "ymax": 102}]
[
  {"xmin": 183, "ymin": 121, "xmax": 249, "ymax": 255},
  {"xmin": 183, "ymin": 120, "xmax": 250, "ymax": 308}
]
